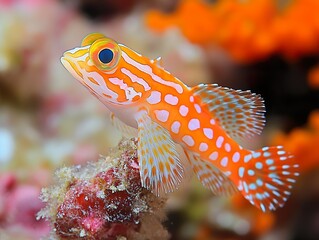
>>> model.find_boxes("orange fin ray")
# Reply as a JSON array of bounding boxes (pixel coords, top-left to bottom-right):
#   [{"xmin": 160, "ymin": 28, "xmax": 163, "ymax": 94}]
[
  {"xmin": 184, "ymin": 150, "xmax": 238, "ymax": 196},
  {"xmin": 192, "ymin": 84, "xmax": 265, "ymax": 140},
  {"xmin": 137, "ymin": 112, "xmax": 184, "ymax": 196},
  {"xmin": 235, "ymin": 146, "xmax": 299, "ymax": 212}
]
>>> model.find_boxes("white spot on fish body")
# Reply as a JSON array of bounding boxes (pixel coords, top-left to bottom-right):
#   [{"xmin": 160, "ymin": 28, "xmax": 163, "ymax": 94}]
[
  {"xmin": 255, "ymin": 162, "xmax": 263, "ymax": 169},
  {"xmin": 249, "ymin": 183, "xmax": 257, "ymax": 190},
  {"xmin": 182, "ymin": 135, "xmax": 195, "ymax": 147},
  {"xmin": 220, "ymin": 157, "xmax": 228, "ymax": 167},
  {"xmin": 147, "ymin": 91, "xmax": 161, "ymax": 104},
  {"xmin": 216, "ymin": 136, "xmax": 224, "ymax": 148},
  {"xmin": 179, "ymin": 105, "xmax": 189, "ymax": 117},
  {"xmin": 224, "ymin": 143, "xmax": 231, "ymax": 152},
  {"xmin": 232, "ymin": 152, "xmax": 240, "ymax": 162},
  {"xmin": 244, "ymin": 154, "xmax": 252, "ymax": 163},
  {"xmin": 238, "ymin": 167, "xmax": 245, "ymax": 178},
  {"xmin": 256, "ymin": 179, "xmax": 263, "ymax": 186},
  {"xmin": 194, "ymin": 104, "xmax": 201, "ymax": 113},
  {"xmin": 209, "ymin": 152, "xmax": 218, "ymax": 161},
  {"xmin": 171, "ymin": 121, "xmax": 181, "ymax": 134},
  {"xmin": 252, "ymin": 151, "xmax": 261, "ymax": 158},
  {"xmin": 199, "ymin": 142, "xmax": 208, "ymax": 152},
  {"xmin": 278, "ymin": 151, "xmax": 285, "ymax": 155},
  {"xmin": 263, "ymin": 152, "xmax": 271, "ymax": 157},
  {"xmin": 190, "ymin": 96, "xmax": 194, "ymax": 102},
  {"xmin": 155, "ymin": 110, "xmax": 169, "ymax": 122},
  {"xmin": 266, "ymin": 159, "xmax": 274, "ymax": 165},
  {"xmin": 188, "ymin": 119, "xmax": 200, "ymax": 131},
  {"xmin": 203, "ymin": 128, "xmax": 213, "ymax": 139},
  {"xmin": 164, "ymin": 94, "xmax": 179, "ymax": 105}
]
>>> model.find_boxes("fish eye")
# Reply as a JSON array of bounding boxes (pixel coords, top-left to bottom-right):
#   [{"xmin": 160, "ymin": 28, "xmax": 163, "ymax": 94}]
[
  {"xmin": 98, "ymin": 48, "xmax": 114, "ymax": 64},
  {"xmin": 89, "ymin": 38, "xmax": 121, "ymax": 71}
]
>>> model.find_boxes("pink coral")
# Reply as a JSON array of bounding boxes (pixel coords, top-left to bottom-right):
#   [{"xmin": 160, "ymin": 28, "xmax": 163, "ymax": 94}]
[
  {"xmin": 0, "ymin": 173, "xmax": 50, "ymax": 239},
  {"xmin": 38, "ymin": 138, "xmax": 169, "ymax": 240}
]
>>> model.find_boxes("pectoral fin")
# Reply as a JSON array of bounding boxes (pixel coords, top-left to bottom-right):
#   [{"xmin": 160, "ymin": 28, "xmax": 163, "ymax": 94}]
[{"xmin": 136, "ymin": 112, "xmax": 183, "ymax": 196}]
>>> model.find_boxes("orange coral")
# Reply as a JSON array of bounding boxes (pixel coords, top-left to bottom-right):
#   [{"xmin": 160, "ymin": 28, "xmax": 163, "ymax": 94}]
[
  {"xmin": 308, "ymin": 65, "xmax": 319, "ymax": 89},
  {"xmin": 272, "ymin": 110, "xmax": 319, "ymax": 174},
  {"xmin": 231, "ymin": 194, "xmax": 275, "ymax": 236},
  {"xmin": 145, "ymin": 0, "xmax": 319, "ymax": 63}
]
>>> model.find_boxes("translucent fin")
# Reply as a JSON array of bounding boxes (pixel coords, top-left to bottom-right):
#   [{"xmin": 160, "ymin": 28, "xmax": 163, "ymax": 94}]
[
  {"xmin": 136, "ymin": 112, "xmax": 183, "ymax": 196},
  {"xmin": 109, "ymin": 112, "xmax": 138, "ymax": 138},
  {"xmin": 236, "ymin": 146, "xmax": 299, "ymax": 212},
  {"xmin": 184, "ymin": 150, "xmax": 237, "ymax": 196},
  {"xmin": 151, "ymin": 57, "xmax": 163, "ymax": 68},
  {"xmin": 191, "ymin": 84, "xmax": 265, "ymax": 140}
]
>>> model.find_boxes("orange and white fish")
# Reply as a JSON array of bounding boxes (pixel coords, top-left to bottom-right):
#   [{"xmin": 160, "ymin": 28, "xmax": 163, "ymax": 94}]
[{"xmin": 61, "ymin": 33, "xmax": 299, "ymax": 212}]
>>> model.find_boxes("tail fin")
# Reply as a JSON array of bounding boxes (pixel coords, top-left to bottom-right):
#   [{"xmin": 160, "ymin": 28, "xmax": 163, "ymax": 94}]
[{"xmin": 236, "ymin": 146, "xmax": 299, "ymax": 212}]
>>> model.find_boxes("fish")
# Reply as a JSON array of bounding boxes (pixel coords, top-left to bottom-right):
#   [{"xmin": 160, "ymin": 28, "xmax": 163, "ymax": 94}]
[{"xmin": 61, "ymin": 33, "xmax": 299, "ymax": 212}]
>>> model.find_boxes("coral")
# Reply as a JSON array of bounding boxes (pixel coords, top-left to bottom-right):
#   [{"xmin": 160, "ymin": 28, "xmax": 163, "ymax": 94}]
[
  {"xmin": 38, "ymin": 138, "xmax": 169, "ymax": 240},
  {"xmin": 0, "ymin": 173, "xmax": 50, "ymax": 239},
  {"xmin": 145, "ymin": 0, "xmax": 319, "ymax": 63},
  {"xmin": 308, "ymin": 64, "xmax": 319, "ymax": 89},
  {"xmin": 272, "ymin": 110, "xmax": 319, "ymax": 174}
]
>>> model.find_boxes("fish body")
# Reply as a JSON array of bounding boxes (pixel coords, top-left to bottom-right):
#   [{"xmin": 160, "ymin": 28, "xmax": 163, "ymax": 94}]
[{"xmin": 61, "ymin": 33, "xmax": 299, "ymax": 212}]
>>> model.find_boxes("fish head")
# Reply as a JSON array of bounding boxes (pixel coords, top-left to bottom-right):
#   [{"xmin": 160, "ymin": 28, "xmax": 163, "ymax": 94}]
[{"xmin": 61, "ymin": 33, "xmax": 147, "ymax": 105}]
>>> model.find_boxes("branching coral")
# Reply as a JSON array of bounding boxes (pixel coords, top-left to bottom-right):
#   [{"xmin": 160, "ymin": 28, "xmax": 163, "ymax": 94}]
[{"xmin": 38, "ymin": 138, "xmax": 169, "ymax": 240}]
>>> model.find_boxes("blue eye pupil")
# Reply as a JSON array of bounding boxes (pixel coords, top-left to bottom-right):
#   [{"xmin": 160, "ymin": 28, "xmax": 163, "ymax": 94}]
[{"xmin": 98, "ymin": 49, "xmax": 113, "ymax": 64}]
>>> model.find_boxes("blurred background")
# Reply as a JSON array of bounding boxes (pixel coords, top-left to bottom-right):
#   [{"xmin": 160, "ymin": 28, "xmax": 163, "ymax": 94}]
[{"xmin": 1, "ymin": 0, "xmax": 319, "ymax": 239}]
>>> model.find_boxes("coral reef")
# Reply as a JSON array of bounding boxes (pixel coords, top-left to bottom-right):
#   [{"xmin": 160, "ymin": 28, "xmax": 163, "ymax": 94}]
[{"xmin": 38, "ymin": 138, "xmax": 169, "ymax": 240}]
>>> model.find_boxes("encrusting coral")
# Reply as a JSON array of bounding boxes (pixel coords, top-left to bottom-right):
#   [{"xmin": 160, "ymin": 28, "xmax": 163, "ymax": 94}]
[{"xmin": 37, "ymin": 138, "xmax": 169, "ymax": 240}]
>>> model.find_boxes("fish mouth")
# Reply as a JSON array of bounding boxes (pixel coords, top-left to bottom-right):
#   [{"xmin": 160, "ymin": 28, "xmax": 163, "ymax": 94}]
[
  {"xmin": 60, "ymin": 55, "xmax": 69, "ymax": 69},
  {"xmin": 60, "ymin": 54, "xmax": 83, "ymax": 82}
]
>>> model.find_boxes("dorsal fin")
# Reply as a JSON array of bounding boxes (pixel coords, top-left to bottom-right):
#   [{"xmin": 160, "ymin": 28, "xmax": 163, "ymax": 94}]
[
  {"xmin": 191, "ymin": 84, "xmax": 265, "ymax": 140},
  {"xmin": 151, "ymin": 57, "xmax": 163, "ymax": 68}
]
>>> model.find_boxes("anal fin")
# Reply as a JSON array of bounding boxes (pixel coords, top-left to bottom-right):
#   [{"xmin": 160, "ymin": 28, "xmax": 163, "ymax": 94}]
[{"xmin": 184, "ymin": 150, "xmax": 237, "ymax": 196}]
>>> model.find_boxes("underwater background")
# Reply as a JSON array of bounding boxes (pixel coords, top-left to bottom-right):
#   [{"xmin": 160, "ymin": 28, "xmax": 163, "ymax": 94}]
[{"xmin": 0, "ymin": 0, "xmax": 319, "ymax": 239}]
